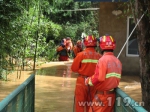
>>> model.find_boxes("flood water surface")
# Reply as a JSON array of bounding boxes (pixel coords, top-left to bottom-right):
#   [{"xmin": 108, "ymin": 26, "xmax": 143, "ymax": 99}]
[
  {"xmin": 0, "ymin": 61, "xmax": 142, "ymax": 112},
  {"xmin": 35, "ymin": 62, "xmax": 77, "ymax": 112}
]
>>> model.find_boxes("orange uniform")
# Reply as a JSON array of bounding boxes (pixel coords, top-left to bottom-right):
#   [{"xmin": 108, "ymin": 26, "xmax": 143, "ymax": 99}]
[
  {"xmin": 88, "ymin": 52, "xmax": 122, "ymax": 112},
  {"xmin": 71, "ymin": 47, "xmax": 102, "ymax": 112},
  {"xmin": 72, "ymin": 45, "xmax": 82, "ymax": 58},
  {"xmin": 56, "ymin": 45, "xmax": 69, "ymax": 61}
]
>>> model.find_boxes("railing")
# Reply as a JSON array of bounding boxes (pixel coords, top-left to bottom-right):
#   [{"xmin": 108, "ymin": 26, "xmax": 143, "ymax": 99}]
[
  {"xmin": 115, "ymin": 87, "xmax": 147, "ymax": 112},
  {"xmin": 0, "ymin": 74, "xmax": 35, "ymax": 112}
]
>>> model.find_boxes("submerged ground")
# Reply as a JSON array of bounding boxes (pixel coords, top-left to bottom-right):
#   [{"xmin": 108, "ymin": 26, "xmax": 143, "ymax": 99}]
[{"xmin": 0, "ymin": 61, "xmax": 141, "ymax": 112}]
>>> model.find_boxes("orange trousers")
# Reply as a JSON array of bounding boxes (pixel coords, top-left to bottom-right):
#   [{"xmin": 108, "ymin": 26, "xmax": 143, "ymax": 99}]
[
  {"xmin": 74, "ymin": 76, "xmax": 96, "ymax": 112},
  {"xmin": 88, "ymin": 93, "xmax": 115, "ymax": 112}
]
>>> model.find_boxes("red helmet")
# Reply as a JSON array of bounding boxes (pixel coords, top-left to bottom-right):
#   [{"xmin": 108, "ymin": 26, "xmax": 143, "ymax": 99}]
[
  {"xmin": 99, "ymin": 35, "xmax": 116, "ymax": 50},
  {"xmin": 84, "ymin": 35, "xmax": 97, "ymax": 47}
]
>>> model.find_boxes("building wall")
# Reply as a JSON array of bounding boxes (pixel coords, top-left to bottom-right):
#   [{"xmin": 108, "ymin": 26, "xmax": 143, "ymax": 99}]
[{"xmin": 99, "ymin": 2, "xmax": 139, "ymax": 75}]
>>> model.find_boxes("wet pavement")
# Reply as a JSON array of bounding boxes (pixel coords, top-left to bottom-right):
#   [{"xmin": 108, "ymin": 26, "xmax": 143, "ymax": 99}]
[{"xmin": 0, "ymin": 61, "xmax": 142, "ymax": 112}]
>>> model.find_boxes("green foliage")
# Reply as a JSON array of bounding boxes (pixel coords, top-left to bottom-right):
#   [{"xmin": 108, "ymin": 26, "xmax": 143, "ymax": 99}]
[
  {"xmin": 45, "ymin": 0, "xmax": 99, "ymax": 42},
  {"xmin": 0, "ymin": 0, "xmax": 99, "ymax": 78},
  {"xmin": 44, "ymin": 40, "xmax": 58, "ymax": 61},
  {"xmin": 46, "ymin": 21, "xmax": 63, "ymax": 41},
  {"xmin": 60, "ymin": 23, "xmax": 78, "ymax": 39},
  {"xmin": 47, "ymin": 0, "xmax": 96, "ymax": 24}
]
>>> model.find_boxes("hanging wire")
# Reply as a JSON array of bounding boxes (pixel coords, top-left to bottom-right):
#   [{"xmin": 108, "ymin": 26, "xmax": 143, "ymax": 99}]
[{"xmin": 58, "ymin": 8, "xmax": 99, "ymax": 12}]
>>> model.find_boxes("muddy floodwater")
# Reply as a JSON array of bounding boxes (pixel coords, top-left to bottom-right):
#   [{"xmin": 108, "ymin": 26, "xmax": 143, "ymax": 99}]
[{"xmin": 0, "ymin": 61, "xmax": 142, "ymax": 112}]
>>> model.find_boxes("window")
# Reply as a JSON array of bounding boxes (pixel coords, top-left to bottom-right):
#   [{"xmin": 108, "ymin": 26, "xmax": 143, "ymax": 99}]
[{"xmin": 126, "ymin": 17, "xmax": 139, "ymax": 57}]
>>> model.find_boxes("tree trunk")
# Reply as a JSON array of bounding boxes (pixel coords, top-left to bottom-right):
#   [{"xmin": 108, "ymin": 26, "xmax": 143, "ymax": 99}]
[{"xmin": 135, "ymin": 0, "xmax": 150, "ymax": 111}]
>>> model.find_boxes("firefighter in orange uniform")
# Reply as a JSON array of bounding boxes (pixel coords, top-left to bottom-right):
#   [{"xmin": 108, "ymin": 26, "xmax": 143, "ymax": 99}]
[
  {"xmin": 71, "ymin": 35, "xmax": 102, "ymax": 112},
  {"xmin": 56, "ymin": 39, "xmax": 69, "ymax": 61},
  {"xmin": 85, "ymin": 35, "xmax": 122, "ymax": 112},
  {"xmin": 72, "ymin": 40, "xmax": 83, "ymax": 58}
]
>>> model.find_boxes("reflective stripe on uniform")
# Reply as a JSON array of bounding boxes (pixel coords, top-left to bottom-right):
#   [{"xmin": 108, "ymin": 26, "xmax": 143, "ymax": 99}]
[
  {"xmin": 106, "ymin": 72, "xmax": 121, "ymax": 78},
  {"xmin": 81, "ymin": 59, "xmax": 98, "ymax": 63}
]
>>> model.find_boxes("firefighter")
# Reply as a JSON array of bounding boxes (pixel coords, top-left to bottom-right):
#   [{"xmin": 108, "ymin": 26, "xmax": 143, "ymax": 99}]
[
  {"xmin": 85, "ymin": 35, "xmax": 122, "ymax": 112},
  {"xmin": 71, "ymin": 35, "xmax": 102, "ymax": 112},
  {"xmin": 56, "ymin": 39, "xmax": 69, "ymax": 61},
  {"xmin": 72, "ymin": 40, "xmax": 83, "ymax": 58}
]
